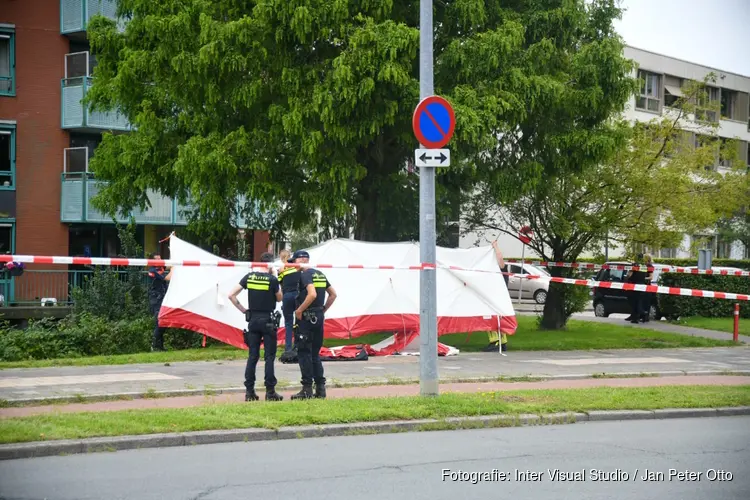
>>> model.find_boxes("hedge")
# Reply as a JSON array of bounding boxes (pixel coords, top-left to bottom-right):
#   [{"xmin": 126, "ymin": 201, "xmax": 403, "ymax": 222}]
[{"xmin": 657, "ymin": 273, "xmax": 750, "ymax": 319}]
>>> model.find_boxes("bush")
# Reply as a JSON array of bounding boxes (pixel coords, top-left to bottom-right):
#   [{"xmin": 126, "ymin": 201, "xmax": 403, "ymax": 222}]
[
  {"xmin": 657, "ymin": 273, "xmax": 750, "ymax": 319},
  {"xmin": 0, "ymin": 314, "xmax": 154, "ymax": 362}
]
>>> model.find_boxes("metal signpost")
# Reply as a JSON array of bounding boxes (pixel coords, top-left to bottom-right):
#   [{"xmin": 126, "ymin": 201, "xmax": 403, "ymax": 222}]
[{"xmin": 414, "ymin": 1, "xmax": 455, "ymax": 397}]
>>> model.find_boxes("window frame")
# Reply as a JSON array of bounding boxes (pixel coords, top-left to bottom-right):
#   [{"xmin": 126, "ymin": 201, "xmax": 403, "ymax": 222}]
[
  {"xmin": 0, "ymin": 123, "xmax": 15, "ymax": 191},
  {"xmin": 0, "ymin": 25, "xmax": 15, "ymax": 97},
  {"xmin": 636, "ymin": 69, "xmax": 661, "ymax": 114}
]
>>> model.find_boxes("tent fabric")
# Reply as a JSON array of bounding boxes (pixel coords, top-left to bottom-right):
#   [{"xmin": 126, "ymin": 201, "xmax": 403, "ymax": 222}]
[{"xmin": 158, "ymin": 236, "xmax": 518, "ymax": 356}]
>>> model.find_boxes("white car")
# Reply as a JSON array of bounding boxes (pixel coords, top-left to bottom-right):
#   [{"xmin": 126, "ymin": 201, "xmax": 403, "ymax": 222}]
[{"xmin": 506, "ymin": 263, "xmax": 550, "ymax": 304}]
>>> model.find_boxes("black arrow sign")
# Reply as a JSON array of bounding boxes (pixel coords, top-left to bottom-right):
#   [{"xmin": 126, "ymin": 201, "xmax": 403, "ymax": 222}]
[{"xmin": 419, "ymin": 152, "xmax": 448, "ymax": 164}]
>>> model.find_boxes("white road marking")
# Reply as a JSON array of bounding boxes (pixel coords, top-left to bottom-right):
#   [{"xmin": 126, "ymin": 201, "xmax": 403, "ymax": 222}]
[
  {"xmin": 364, "ymin": 366, "xmax": 385, "ymax": 370},
  {"xmin": 443, "ymin": 366, "xmax": 462, "ymax": 370},
  {"xmin": 0, "ymin": 372, "xmax": 181, "ymax": 388},
  {"xmin": 517, "ymin": 357, "xmax": 691, "ymax": 366}
]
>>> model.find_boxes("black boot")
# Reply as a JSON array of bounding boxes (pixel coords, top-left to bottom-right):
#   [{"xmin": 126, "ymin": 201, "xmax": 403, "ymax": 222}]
[
  {"xmin": 265, "ymin": 388, "xmax": 283, "ymax": 401},
  {"xmin": 291, "ymin": 384, "xmax": 313, "ymax": 400},
  {"xmin": 245, "ymin": 390, "xmax": 259, "ymax": 401},
  {"xmin": 314, "ymin": 383, "xmax": 326, "ymax": 399}
]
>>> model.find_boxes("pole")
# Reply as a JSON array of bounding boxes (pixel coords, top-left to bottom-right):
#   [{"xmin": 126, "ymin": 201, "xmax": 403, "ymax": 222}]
[
  {"xmin": 518, "ymin": 243, "xmax": 525, "ymax": 304},
  {"xmin": 419, "ymin": 0, "xmax": 438, "ymax": 396},
  {"xmin": 734, "ymin": 303, "xmax": 739, "ymax": 343}
]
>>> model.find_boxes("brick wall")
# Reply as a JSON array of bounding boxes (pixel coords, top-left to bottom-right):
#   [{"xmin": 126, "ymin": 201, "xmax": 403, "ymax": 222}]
[{"xmin": 1, "ymin": 0, "xmax": 70, "ymax": 257}]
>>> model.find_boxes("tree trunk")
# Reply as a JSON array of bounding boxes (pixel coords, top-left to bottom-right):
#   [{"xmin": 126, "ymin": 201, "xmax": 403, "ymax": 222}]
[{"xmin": 539, "ymin": 267, "xmax": 567, "ymax": 330}]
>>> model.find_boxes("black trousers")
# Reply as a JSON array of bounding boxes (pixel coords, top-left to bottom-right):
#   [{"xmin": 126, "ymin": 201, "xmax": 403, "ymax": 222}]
[
  {"xmin": 149, "ymin": 297, "xmax": 166, "ymax": 349},
  {"xmin": 296, "ymin": 309, "xmax": 325, "ymax": 387},
  {"xmin": 244, "ymin": 314, "xmax": 278, "ymax": 391},
  {"xmin": 628, "ymin": 290, "xmax": 648, "ymax": 319}
]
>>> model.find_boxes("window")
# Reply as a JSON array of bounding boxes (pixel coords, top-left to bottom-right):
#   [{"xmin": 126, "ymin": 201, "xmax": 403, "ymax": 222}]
[
  {"xmin": 0, "ymin": 222, "xmax": 13, "ymax": 254},
  {"xmin": 0, "ymin": 26, "xmax": 14, "ymax": 96},
  {"xmin": 696, "ymin": 86, "xmax": 719, "ymax": 122},
  {"xmin": 636, "ymin": 70, "xmax": 660, "ymax": 112},
  {"xmin": 717, "ymin": 237, "xmax": 732, "ymax": 259},
  {"xmin": 663, "ymin": 75, "xmax": 684, "ymax": 108},
  {"xmin": 0, "ymin": 124, "xmax": 15, "ymax": 189},
  {"xmin": 659, "ymin": 247, "xmax": 677, "ymax": 258},
  {"xmin": 721, "ymin": 89, "xmax": 737, "ymax": 120},
  {"xmin": 694, "ymin": 134, "xmax": 718, "ymax": 170}
]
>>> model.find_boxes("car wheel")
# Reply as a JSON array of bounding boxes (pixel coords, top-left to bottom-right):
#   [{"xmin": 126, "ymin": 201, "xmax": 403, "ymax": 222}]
[
  {"xmin": 594, "ymin": 302, "xmax": 608, "ymax": 317},
  {"xmin": 534, "ymin": 289, "xmax": 547, "ymax": 304}
]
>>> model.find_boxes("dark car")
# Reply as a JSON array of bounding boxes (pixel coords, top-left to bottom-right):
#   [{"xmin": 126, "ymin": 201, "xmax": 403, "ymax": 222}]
[{"xmin": 592, "ymin": 261, "xmax": 662, "ymax": 321}]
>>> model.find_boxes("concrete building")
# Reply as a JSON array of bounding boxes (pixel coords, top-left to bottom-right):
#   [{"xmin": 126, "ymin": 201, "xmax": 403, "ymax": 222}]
[
  {"xmin": 0, "ymin": 0, "xmax": 269, "ymax": 307},
  {"xmin": 459, "ymin": 45, "xmax": 750, "ymax": 260}
]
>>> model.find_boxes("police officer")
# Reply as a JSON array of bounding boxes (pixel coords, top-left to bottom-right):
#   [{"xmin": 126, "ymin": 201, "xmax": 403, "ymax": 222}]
[
  {"xmin": 289, "ymin": 250, "xmax": 337, "ymax": 400},
  {"xmin": 228, "ymin": 252, "xmax": 284, "ymax": 402},
  {"xmin": 277, "ymin": 250, "xmax": 302, "ymax": 360},
  {"xmin": 148, "ymin": 254, "xmax": 172, "ymax": 351}
]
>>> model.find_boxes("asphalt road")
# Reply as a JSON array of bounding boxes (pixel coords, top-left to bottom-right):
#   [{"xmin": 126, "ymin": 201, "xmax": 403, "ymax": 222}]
[{"xmin": 1, "ymin": 417, "xmax": 748, "ymax": 500}]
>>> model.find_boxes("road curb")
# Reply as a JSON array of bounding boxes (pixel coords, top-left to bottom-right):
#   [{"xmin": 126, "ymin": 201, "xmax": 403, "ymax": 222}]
[
  {"xmin": 1, "ymin": 406, "xmax": 748, "ymax": 461},
  {"xmin": 4, "ymin": 370, "xmax": 750, "ymax": 407}
]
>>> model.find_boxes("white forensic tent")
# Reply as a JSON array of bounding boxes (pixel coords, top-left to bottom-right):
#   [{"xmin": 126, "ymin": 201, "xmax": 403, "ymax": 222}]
[{"xmin": 158, "ymin": 235, "xmax": 517, "ymax": 357}]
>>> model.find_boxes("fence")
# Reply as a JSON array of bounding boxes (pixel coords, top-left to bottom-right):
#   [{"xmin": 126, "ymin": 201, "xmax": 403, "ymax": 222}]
[{"xmin": 0, "ymin": 270, "xmax": 150, "ymax": 307}]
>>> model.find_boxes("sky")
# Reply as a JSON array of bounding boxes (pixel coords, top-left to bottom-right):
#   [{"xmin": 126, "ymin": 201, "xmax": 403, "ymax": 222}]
[{"xmin": 613, "ymin": 0, "xmax": 750, "ymax": 76}]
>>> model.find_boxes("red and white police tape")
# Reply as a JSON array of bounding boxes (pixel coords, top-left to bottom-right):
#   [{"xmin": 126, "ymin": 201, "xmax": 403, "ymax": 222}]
[
  {"xmin": 506, "ymin": 260, "xmax": 750, "ymax": 276},
  {"xmin": 1, "ymin": 253, "xmax": 748, "ymax": 302}
]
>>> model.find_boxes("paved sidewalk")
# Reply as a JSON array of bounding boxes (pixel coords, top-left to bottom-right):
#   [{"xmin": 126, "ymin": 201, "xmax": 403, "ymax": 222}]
[
  {"xmin": 2, "ymin": 347, "xmax": 750, "ymax": 403},
  {"xmin": 2, "ymin": 375, "xmax": 748, "ymax": 419},
  {"xmin": 567, "ymin": 313, "xmax": 742, "ymax": 341}
]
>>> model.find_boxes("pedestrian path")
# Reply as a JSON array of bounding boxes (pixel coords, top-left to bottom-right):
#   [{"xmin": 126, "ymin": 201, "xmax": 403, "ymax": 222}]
[
  {"xmin": 2, "ymin": 347, "xmax": 749, "ymax": 403},
  {"xmin": 2, "ymin": 375, "xmax": 748, "ymax": 419}
]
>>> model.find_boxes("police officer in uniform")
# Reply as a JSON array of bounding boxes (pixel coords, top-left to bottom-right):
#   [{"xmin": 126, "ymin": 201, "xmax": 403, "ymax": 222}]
[
  {"xmin": 228, "ymin": 252, "xmax": 284, "ymax": 402},
  {"xmin": 278, "ymin": 251, "xmax": 302, "ymax": 360},
  {"xmin": 148, "ymin": 254, "xmax": 172, "ymax": 351},
  {"xmin": 289, "ymin": 250, "xmax": 337, "ymax": 400}
]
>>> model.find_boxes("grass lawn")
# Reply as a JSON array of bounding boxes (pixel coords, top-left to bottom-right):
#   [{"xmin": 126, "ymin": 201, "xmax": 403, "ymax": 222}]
[
  {"xmin": 670, "ymin": 316, "xmax": 750, "ymax": 337},
  {"xmin": 1, "ymin": 385, "xmax": 748, "ymax": 445},
  {"xmin": 0, "ymin": 316, "xmax": 737, "ymax": 370}
]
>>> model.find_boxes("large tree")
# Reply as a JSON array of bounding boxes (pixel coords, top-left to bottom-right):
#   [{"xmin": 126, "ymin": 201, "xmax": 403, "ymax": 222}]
[
  {"xmin": 462, "ymin": 76, "xmax": 750, "ymax": 329},
  {"xmin": 84, "ymin": 0, "xmax": 635, "ymax": 243}
]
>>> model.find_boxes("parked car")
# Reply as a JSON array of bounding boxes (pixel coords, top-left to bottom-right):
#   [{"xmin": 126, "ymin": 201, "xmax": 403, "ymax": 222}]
[
  {"xmin": 507, "ymin": 263, "xmax": 549, "ymax": 304},
  {"xmin": 592, "ymin": 261, "xmax": 663, "ymax": 320}
]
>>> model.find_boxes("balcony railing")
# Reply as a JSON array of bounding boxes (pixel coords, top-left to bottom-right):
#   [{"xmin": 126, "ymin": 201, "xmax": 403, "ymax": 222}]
[
  {"xmin": 61, "ymin": 173, "xmax": 193, "ymax": 225},
  {"xmin": 61, "ymin": 0, "xmax": 124, "ymax": 35},
  {"xmin": 60, "ymin": 173, "xmax": 260, "ymax": 229},
  {"xmin": 62, "ymin": 77, "xmax": 131, "ymax": 132}
]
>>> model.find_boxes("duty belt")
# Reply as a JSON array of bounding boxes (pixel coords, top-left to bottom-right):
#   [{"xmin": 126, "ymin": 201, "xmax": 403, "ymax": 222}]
[{"xmin": 301, "ymin": 308, "xmax": 322, "ymax": 324}]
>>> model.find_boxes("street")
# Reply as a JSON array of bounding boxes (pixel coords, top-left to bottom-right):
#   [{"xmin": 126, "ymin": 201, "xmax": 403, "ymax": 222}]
[{"xmin": 1, "ymin": 417, "xmax": 748, "ymax": 500}]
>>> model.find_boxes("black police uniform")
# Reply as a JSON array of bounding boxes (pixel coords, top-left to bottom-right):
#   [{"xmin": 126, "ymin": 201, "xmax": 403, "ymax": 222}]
[
  {"xmin": 148, "ymin": 266, "xmax": 169, "ymax": 351},
  {"xmin": 626, "ymin": 264, "xmax": 648, "ymax": 323},
  {"xmin": 238, "ymin": 269, "xmax": 281, "ymax": 399},
  {"xmin": 278, "ymin": 265, "xmax": 301, "ymax": 355},
  {"xmin": 291, "ymin": 267, "xmax": 331, "ymax": 399}
]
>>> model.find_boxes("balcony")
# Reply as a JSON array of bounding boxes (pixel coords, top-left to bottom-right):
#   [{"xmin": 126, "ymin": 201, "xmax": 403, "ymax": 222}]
[
  {"xmin": 61, "ymin": 171, "xmax": 192, "ymax": 226},
  {"xmin": 60, "ymin": 152, "xmax": 259, "ymax": 229},
  {"xmin": 61, "ymin": 0, "xmax": 124, "ymax": 38},
  {"xmin": 62, "ymin": 77, "xmax": 131, "ymax": 133}
]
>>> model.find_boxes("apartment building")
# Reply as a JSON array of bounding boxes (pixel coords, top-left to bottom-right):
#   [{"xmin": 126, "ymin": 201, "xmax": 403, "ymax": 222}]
[
  {"xmin": 459, "ymin": 45, "xmax": 750, "ymax": 260},
  {"xmin": 0, "ymin": 0, "xmax": 270, "ymax": 307}
]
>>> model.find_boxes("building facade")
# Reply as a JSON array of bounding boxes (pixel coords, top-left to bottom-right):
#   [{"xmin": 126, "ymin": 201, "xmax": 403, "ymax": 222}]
[
  {"xmin": 459, "ymin": 45, "xmax": 750, "ymax": 261},
  {"xmin": 0, "ymin": 0, "xmax": 270, "ymax": 306}
]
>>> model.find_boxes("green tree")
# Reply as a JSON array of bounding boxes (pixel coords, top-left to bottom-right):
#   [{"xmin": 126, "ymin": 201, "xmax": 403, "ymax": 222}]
[
  {"xmin": 462, "ymin": 76, "xmax": 750, "ymax": 329},
  {"xmin": 84, "ymin": 0, "xmax": 635, "ymax": 244}
]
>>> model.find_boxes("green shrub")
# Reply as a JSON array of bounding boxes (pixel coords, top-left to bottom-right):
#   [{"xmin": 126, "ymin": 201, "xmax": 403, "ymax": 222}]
[
  {"xmin": 657, "ymin": 273, "xmax": 750, "ymax": 319},
  {"xmin": 0, "ymin": 314, "xmax": 154, "ymax": 361}
]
